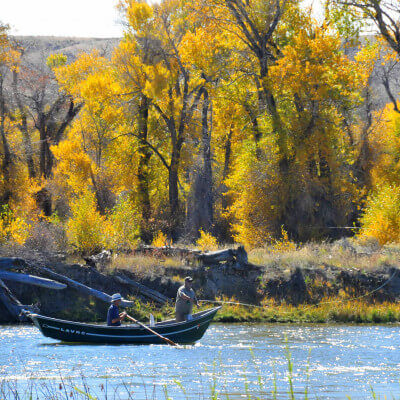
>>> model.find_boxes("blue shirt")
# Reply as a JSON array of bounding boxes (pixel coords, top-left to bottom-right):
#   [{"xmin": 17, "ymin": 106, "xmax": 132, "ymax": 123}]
[{"xmin": 107, "ymin": 304, "xmax": 120, "ymax": 326}]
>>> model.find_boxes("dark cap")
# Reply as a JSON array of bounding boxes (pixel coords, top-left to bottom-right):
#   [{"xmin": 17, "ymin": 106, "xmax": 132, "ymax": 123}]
[{"xmin": 184, "ymin": 276, "xmax": 193, "ymax": 282}]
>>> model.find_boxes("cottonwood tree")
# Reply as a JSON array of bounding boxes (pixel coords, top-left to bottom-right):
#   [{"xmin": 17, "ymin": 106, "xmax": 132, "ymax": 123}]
[
  {"xmin": 10, "ymin": 51, "xmax": 82, "ymax": 215},
  {"xmin": 0, "ymin": 24, "xmax": 21, "ymax": 204},
  {"xmin": 114, "ymin": 0, "xmax": 211, "ymax": 237}
]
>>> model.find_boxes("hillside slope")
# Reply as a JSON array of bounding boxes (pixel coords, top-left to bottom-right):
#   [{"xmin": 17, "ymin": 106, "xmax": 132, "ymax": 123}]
[{"xmin": 11, "ymin": 35, "xmax": 399, "ymax": 112}]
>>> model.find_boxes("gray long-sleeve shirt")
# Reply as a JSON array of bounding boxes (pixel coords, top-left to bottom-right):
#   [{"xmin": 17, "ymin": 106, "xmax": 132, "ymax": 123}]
[{"xmin": 175, "ymin": 285, "xmax": 197, "ymax": 315}]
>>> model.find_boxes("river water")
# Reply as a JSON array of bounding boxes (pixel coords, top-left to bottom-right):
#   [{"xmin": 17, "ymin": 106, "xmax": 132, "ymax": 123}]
[{"xmin": 1, "ymin": 322, "xmax": 400, "ymax": 399}]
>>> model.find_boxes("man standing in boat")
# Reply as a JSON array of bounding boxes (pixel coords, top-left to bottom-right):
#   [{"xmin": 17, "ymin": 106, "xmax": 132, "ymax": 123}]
[
  {"xmin": 175, "ymin": 276, "xmax": 199, "ymax": 322},
  {"xmin": 107, "ymin": 293, "xmax": 127, "ymax": 326}
]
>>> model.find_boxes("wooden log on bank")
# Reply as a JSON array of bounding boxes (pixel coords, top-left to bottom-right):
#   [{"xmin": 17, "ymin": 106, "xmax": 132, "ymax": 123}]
[
  {"xmin": 0, "ymin": 271, "xmax": 67, "ymax": 290},
  {"xmin": 198, "ymin": 249, "xmax": 235, "ymax": 264},
  {"xmin": 134, "ymin": 246, "xmax": 201, "ymax": 258},
  {"xmin": 0, "ymin": 257, "xmax": 27, "ymax": 271},
  {"xmin": 198, "ymin": 246, "xmax": 248, "ymax": 267},
  {"xmin": 32, "ymin": 265, "xmax": 134, "ymax": 307},
  {"xmin": 0, "ymin": 278, "xmax": 37, "ymax": 321},
  {"xmin": 134, "ymin": 245, "xmax": 249, "ymax": 269},
  {"xmin": 115, "ymin": 274, "xmax": 170, "ymax": 305}
]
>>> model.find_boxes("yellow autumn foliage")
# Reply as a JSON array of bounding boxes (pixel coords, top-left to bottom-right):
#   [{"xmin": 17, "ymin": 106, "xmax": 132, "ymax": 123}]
[
  {"xmin": 52, "ymin": 133, "xmax": 93, "ymax": 197},
  {"xmin": 196, "ymin": 229, "xmax": 219, "ymax": 251},
  {"xmin": 66, "ymin": 190, "xmax": 110, "ymax": 254},
  {"xmin": 1, "ymin": 0, "xmax": 399, "ymax": 250},
  {"xmin": 126, "ymin": 0, "xmax": 154, "ymax": 32},
  {"xmin": 359, "ymin": 103, "xmax": 400, "ymax": 244},
  {"xmin": 0, "ymin": 24, "xmax": 20, "ymax": 68},
  {"xmin": 272, "ymin": 226, "xmax": 297, "ymax": 253},
  {"xmin": 359, "ymin": 185, "xmax": 400, "ymax": 245},
  {"xmin": 226, "ymin": 137, "xmax": 282, "ymax": 248},
  {"xmin": 152, "ymin": 231, "xmax": 169, "ymax": 247},
  {"xmin": 108, "ymin": 196, "xmax": 140, "ymax": 250},
  {"xmin": 0, "ymin": 206, "xmax": 30, "ymax": 246}
]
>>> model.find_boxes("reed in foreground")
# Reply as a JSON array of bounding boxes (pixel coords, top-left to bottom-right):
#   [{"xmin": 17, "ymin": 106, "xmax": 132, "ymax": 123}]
[{"xmin": 0, "ymin": 345, "xmax": 392, "ymax": 400}]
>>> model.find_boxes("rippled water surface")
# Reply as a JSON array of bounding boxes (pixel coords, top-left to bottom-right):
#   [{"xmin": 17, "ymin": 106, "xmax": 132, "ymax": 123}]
[{"xmin": 1, "ymin": 323, "xmax": 400, "ymax": 399}]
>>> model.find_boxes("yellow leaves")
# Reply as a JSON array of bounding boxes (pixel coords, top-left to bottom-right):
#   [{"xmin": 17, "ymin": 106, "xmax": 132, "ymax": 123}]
[
  {"xmin": 152, "ymin": 231, "xmax": 169, "ymax": 247},
  {"xmin": 46, "ymin": 53, "xmax": 67, "ymax": 69},
  {"xmin": 359, "ymin": 184, "xmax": 400, "ymax": 245},
  {"xmin": 115, "ymin": 35, "xmax": 175, "ymax": 101},
  {"xmin": 368, "ymin": 103, "xmax": 400, "ymax": 189},
  {"xmin": 142, "ymin": 63, "xmax": 171, "ymax": 98},
  {"xmin": 54, "ymin": 51, "xmax": 109, "ymax": 97},
  {"xmin": 66, "ymin": 190, "xmax": 108, "ymax": 254},
  {"xmin": 52, "ymin": 135, "xmax": 93, "ymax": 196},
  {"xmin": 354, "ymin": 42, "xmax": 379, "ymax": 78},
  {"xmin": 108, "ymin": 195, "xmax": 140, "ymax": 250},
  {"xmin": 0, "ymin": 206, "xmax": 30, "ymax": 246},
  {"xmin": 66, "ymin": 189, "xmax": 140, "ymax": 253},
  {"xmin": 23, "ymin": 0, "xmax": 388, "ymax": 249},
  {"xmin": 271, "ymin": 226, "xmax": 296, "ymax": 253},
  {"xmin": 126, "ymin": 0, "xmax": 154, "ymax": 33},
  {"xmin": 270, "ymin": 24, "xmax": 365, "ymax": 103},
  {"xmin": 79, "ymin": 71, "xmax": 124, "ymax": 126},
  {"xmin": 180, "ymin": 28, "xmax": 230, "ymax": 77},
  {"xmin": 375, "ymin": 36, "xmax": 399, "ymax": 66},
  {"xmin": 196, "ymin": 229, "xmax": 219, "ymax": 251},
  {"xmin": 226, "ymin": 136, "xmax": 281, "ymax": 248},
  {"xmin": 0, "ymin": 25, "xmax": 21, "ymax": 70}
]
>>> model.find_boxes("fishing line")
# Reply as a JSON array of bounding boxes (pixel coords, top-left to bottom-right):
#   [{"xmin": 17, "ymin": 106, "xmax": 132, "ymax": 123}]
[
  {"xmin": 301, "ymin": 268, "xmax": 398, "ymax": 312},
  {"xmin": 198, "ymin": 269, "xmax": 398, "ymax": 313}
]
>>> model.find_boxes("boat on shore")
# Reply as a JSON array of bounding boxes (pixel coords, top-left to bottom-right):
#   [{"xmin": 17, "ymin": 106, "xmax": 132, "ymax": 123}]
[{"xmin": 27, "ymin": 307, "xmax": 221, "ymax": 344}]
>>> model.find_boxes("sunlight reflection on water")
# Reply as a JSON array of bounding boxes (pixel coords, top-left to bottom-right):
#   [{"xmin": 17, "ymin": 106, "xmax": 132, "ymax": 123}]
[{"xmin": 1, "ymin": 323, "xmax": 400, "ymax": 399}]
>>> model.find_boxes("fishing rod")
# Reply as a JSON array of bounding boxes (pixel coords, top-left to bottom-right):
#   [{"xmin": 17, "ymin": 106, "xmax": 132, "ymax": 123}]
[{"xmin": 199, "ymin": 299, "xmax": 264, "ymax": 309}]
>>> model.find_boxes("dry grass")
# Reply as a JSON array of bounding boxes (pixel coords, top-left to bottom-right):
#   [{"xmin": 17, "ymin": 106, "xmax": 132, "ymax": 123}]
[
  {"xmin": 248, "ymin": 238, "xmax": 400, "ymax": 271},
  {"xmin": 107, "ymin": 252, "xmax": 186, "ymax": 277},
  {"xmin": 214, "ymin": 296, "xmax": 400, "ymax": 323}
]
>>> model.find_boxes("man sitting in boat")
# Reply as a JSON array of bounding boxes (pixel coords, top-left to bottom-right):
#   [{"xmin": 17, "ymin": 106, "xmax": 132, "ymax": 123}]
[
  {"xmin": 175, "ymin": 276, "xmax": 199, "ymax": 322},
  {"xmin": 107, "ymin": 293, "xmax": 127, "ymax": 326}
]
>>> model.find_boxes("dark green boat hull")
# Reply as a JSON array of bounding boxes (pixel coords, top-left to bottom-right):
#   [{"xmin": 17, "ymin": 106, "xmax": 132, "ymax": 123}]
[{"xmin": 28, "ymin": 307, "xmax": 221, "ymax": 344}]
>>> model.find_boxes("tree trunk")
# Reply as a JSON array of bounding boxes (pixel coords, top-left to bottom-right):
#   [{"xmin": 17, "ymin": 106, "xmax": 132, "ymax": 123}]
[
  {"xmin": 39, "ymin": 99, "xmax": 82, "ymax": 179},
  {"xmin": 244, "ymin": 101, "xmax": 262, "ymax": 159},
  {"xmin": 169, "ymin": 148, "xmax": 180, "ymax": 219},
  {"xmin": 200, "ymin": 88, "xmax": 213, "ymax": 231},
  {"xmin": 137, "ymin": 95, "xmax": 152, "ymax": 239},
  {"xmin": 32, "ymin": 265, "xmax": 134, "ymax": 307},
  {"xmin": 221, "ymin": 124, "xmax": 233, "ymax": 211},
  {"xmin": 0, "ymin": 271, "xmax": 67, "ymax": 290},
  {"xmin": 0, "ymin": 78, "xmax": 12, "ymax": 204},
  {"xmin": 185, "ymin": 88, "xmax": 214, "ymax": 238},
  {"xmin": 39, "ymin": 125, "xmax": 48, "ymax": 178},
  {"xmin": 20, "ymin": 113, "xmax": 36, "ymax": 178},
  {"xmin": 114, "ymin": 274, "xmax": 169, "ymax": 305},
  {"xmin": 0, "ymin": 278, "xmax": 31, "ymax": 321},
  {"xmin": 12, "ymin": 71, "xmax": 36, "ymax": 178}
]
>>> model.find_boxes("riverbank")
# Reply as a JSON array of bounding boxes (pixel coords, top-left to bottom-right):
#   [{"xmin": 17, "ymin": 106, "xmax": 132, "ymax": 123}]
[
  {"xmin": 127, "ymin": 297, "xmax": 400, "ymax": 324},
  {"xmin": 1, "ymin": 238, "xmax": 400, "ymax": 323}
]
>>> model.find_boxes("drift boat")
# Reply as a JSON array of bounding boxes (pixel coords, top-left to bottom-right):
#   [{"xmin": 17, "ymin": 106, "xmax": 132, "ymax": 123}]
[{"xmin": 27, "ymin": 307, "xmax": 221, "ymax": 344}]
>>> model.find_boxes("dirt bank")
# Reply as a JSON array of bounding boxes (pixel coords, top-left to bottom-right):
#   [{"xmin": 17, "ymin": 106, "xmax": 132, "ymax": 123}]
[{"xmin": 1, "ymin": 243, "xmax": 399, "ymax": 323}]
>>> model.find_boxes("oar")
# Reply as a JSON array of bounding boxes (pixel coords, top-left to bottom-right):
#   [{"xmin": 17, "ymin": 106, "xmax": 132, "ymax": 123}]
[{"xmin": 126, "ymin": 314, "xmax": 178, "ymax": 347}]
